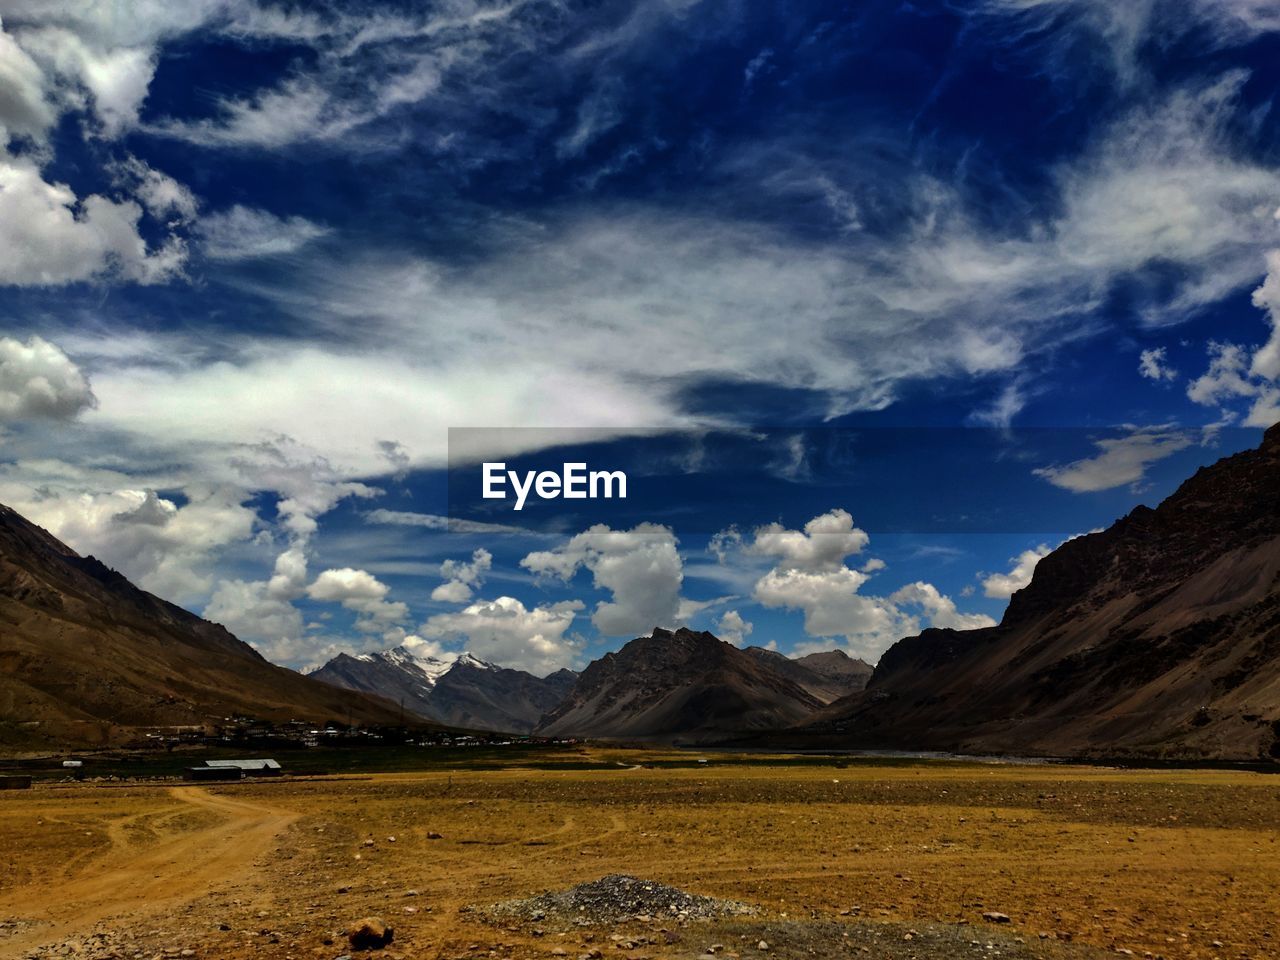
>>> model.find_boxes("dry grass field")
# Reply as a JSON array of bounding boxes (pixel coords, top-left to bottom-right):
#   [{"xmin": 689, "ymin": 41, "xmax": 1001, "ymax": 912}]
[{"xmin": 0, "ymin": 751, "xmax": 1277, "ymax": 960}]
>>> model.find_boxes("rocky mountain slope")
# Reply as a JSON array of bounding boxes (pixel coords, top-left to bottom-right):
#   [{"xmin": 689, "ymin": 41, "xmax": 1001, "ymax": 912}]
[
  {"xmin": 0, "ymin": 503, "xmax": 408, "ymax": 747},
  {"xmin": 311, "ymin": 647, "xmax": 577, "ymax": 733},
  {"xmin": 798, "ymin": 424, "xmax": 1280, "ymax": 760},
  {"xmin": 536, "ymin": 627, "xmax": 827, "ymax": 742},
  {"xmin": 744, "ymin": 647, "xmax": 872, "ymax": 703}
]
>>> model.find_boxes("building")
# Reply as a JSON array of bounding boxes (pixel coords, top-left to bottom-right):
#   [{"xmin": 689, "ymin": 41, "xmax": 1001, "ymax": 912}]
[
  {"xmin": 185, "ymin": 766, "xmax": 244, "ymax": 781},
  {"xmin": 0, "ymin": 776, "xmax": 33, "ymax": 790},
  {"xmin": 203, "ymin": 759, "xmax": 283, "ymax": 777}
]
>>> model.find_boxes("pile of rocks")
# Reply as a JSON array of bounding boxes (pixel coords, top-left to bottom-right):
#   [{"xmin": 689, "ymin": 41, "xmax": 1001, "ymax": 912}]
[{"xmin": 487, "ymin": 875, "xmax": 757, "ymax": 927}]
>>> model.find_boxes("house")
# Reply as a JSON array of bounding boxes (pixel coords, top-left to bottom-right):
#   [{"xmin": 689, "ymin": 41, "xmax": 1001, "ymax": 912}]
[{"xmin": 0, "ymin": 775, "xmax": 32, "ymax": 790}]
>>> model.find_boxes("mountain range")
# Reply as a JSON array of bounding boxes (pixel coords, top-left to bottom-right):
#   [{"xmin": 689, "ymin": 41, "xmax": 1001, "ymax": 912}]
[
  {"xmin": 309, "ymin": 648, "xmax": 577, "ymax": 733},
  {"xmin": 534, "ymin": 627, "xmax": 871, "ymax": 742},
  {"xmin": 4, "ymin": 423, "xmax": 1278, "ymax": 757},
  {"xmin": 780, "ymin": 423, "xmax": 1280, "ymax": 761},
  {"xmin": 0, "ymin": 504, "xmax": 406, "ymax": 748}
]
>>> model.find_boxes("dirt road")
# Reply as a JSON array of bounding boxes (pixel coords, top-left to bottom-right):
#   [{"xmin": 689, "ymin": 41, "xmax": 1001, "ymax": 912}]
[{"xmin": 0, "ymin": 786, "xmax": 297, "ymax": 956}]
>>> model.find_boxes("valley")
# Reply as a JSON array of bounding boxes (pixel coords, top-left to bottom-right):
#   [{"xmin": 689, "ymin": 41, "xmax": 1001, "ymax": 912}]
[{"xmin": 1, "ymin": 751, "xmax": 1277, "ymax": 960}]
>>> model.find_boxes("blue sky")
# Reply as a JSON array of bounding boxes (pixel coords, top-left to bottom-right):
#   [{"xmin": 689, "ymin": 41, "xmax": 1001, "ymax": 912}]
[{"xmin": 2, "ymin": 0, "xmax": 1279, "ymax": 673}]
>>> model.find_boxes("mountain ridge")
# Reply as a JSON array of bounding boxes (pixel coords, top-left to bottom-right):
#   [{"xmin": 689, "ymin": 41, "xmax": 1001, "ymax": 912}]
[
  {"xmin": 785, "ymin": 425, "xmax": 1280, "ymax": 760},
  {"xmin": 0, "ymin": 503, "xmax": 409, "ymax": 747},
  {"xmin": 309, "ymin": 645, "xmax": 577, "ymax": 733},
  {"xmin": 535, "ymin": 627, "xmax": 831, "ymax": 742}
]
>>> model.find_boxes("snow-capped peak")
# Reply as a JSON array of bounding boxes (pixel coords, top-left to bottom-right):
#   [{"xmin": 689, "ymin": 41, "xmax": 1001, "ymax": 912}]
[
  {"xmin": 383, "ymin": 645, "xmax": 456, "ymax": 686},
  {"xmin": 454, "ymin": 651, "xmax": 496, "ymax": 670}
]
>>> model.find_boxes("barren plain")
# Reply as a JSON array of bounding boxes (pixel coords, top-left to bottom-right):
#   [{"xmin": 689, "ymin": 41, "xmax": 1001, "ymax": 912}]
[{"xmin": 0, "ymin": 751, "xmax": 1276, "ymax": 960}]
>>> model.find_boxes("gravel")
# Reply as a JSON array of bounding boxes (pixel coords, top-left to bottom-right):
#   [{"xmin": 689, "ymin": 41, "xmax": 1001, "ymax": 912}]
[{"xmin": 484, "ymin": 874, "xmax": 758, "ymax": 926}]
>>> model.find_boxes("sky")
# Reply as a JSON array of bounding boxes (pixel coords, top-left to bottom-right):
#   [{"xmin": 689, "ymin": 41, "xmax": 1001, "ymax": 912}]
[{"xmin": 2, "ymin": 0, "xmax": 1280, "ymax": 675}]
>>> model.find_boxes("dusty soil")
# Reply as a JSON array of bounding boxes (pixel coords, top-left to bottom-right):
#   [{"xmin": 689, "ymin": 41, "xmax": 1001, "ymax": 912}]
[{"xmin": 0, "ymin": 752, "xmax": 1276, "ymax": 959}]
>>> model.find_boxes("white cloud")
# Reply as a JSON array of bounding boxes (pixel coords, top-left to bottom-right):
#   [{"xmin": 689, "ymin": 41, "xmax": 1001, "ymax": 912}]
[
  {"xmin": 307, "ymin": 566, "xmax": 409, "ymax": 637},
  {"xmin": 969, "ymin": 380, "xmax": 1027, "ymax": 428},
  {"xmin": 889, "ymin": 581, "xmax": 998, "ymax": 631},
  {"xmin": 365, "ymin": 508, "xmax": 525, "ymax": 535},
  {"xmin": 981, "ymin": 544, "xmax": 1053, "ymax": 599},
  {"xmin": 198, "ymin": 205, "xmax": 331, "ymax": 260},
  {"xmin": 1138, "ymin": 347, "xmax": 1178, "ymax": 382},
  {"xmin": 981, "ymin": 0, "xmax": 1280, "ymax": 81},
  {"xmin": 521, "ymin": 523, "xmax": 684, "ymax": 637},
  {"xmin": 15, "ymin": 25, "xmax": 155, "ymax": 137},
  {"xmin": 0, "ymin": 155, "xmax": 186, "ymax": 287},
  {"xmin": 47, "ymin": 69, "xmax": 1280, "ymax": 489},
  {"xmin": 0, "ymin": 335, "xmax": 96, "ymax": 420},
  {"xmin": 307, "ymin": 567, "xmax": 389, "ymax": 602},
  {"xmin": 419, "ymin": 595, "xmax": 584, "ymax": 675},
  {"xmin": 715, "ymin": 609, "xmax": 753, "ymax": 646},
  {"xmin": 1186, "ymin": 248, "xmax": 1280, "ymax": 429},
  {"xmin": 1034, "ymin": 426, "xmax": 1194, "ymax": 492},
  {"xmin": 746, "ymin": 509, "xmax": 870, "ymax": 572},
  {"xmin": 0, "ymin": 477, "xmax": 256, "ymax": 603},
  {"xmin": 736, "ymin": 510, "xmax": 992, "ymax": 661},
  {"xmin": 1250, "ymin": 247, "xmax": 1280, "ymax": 381},
  {"xmin": 431, "ymin": 547, "xmax": 492, "ymax": 603},
  {"xmin": 0, "ymin": 25, "xmax": 55, "ymax": 141},
  {"xmin": 115, "ymin": 156, "xmax": 197, "ymax": 222}
]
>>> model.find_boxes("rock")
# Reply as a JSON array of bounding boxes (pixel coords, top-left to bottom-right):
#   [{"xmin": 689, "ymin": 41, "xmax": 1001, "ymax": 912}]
[
  {"xmin": 347, "ymin": 917, "xmax": 394, "ymax": 950},
  {"xmin": 982, "ymin": 912, "xmax": 1011, "ymax": 924},
  {"xmin": 756, "ymin": 941, "xmax": 769, "ymax": 951},
  {"xmin": 427, "ymin": 831, "xmax": 444, "ymax": 840}
]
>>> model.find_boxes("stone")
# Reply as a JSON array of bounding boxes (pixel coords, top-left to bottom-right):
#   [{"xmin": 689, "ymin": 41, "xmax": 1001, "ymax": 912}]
[
  {"xmin": 982, "ymin": 912, "xmax": 1011, "ymax": 924},
  {"xmin": 347, "ymin": 917, "xmax": 394, "ymax": 950}
]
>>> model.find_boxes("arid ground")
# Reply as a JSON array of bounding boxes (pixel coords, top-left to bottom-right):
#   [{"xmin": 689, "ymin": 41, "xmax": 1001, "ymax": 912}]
[{"xmin": 0, "ymin": 751, "xmax": 1277, "ymax": 960}]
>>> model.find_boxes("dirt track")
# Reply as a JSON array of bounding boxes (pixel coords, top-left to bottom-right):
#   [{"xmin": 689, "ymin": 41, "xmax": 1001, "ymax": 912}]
[{"xmin": 0, "ymin": 786, "xmax": 297, "ymax": 955}]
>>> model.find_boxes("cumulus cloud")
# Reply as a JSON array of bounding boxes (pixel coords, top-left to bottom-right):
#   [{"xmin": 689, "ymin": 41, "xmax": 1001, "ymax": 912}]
[
  {"xmin": 1034, "ymin": 426, "xmax": 1194, "ymax": 492},
  {"xmin": 0, "ymin": 335, "xmax": 95, "ymax": 420},
  {"xmin": 1138, "ymin": 347, "xmax": 1177, "ymax": 382},
  {"xmin": 307, "ymin": 566, "xmax": 409, "ymax": 637},
  {"xmin": 419, "ymin": 596, "xmax": 584, "ymax": 675},
  {"xmin": 746, "ymin": 509, "xmax": 870, "ymax": 572},
  {"xmin": 1186, "ymin": 249, "xmax": 1280, "ymax": 428},
  {"xmin": 198, "ymin": 205, "xmax": 331, "ymax": 261},
  {"xmin": 889, "ymin": 581, "xmax": 997, "ymax": 631},
  {"xmin": 716, "ymin": 609, "xmax": 753, "ymax": 646},
  {"xmin": 981, "ymin": 544, "xmax": 1053, "ymax": 599},
  {"xmin": 522, "ymin": 523, "xmax": 684, "ymax": 637},
  {"xmin": 2, "ymin": 478, "xmax": 256, "ymax": 604},
  {"xmin": 0, "ymin": 155, "xmax": 187, "ymax": 287},
  {"xmin": 196, "ymin": 443, "xmax": 384, "ymax": 663},
  {"xmin": 733, "ymin": 510, "xmax": 992, "ymax": 661},
  {"xmin": 431, "ymin": 548, "xmax": 492, "ymax": 603}
]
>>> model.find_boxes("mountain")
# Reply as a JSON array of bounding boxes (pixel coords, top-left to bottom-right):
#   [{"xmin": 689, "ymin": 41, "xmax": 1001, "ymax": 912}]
[
  {"xmin": 310, "ymin": 647, "xmax": 577, "ymax": 733},
  {"xmin": 0, "ymin": 503, "xmax": 408, "ymax": 747},
  {"xmin": 796, "ymin": 424, "xmax": 1280, "ymax": 761},
  {"xmin": 743, "ymin": 647, "xmax": 873, "ymax": 703},
  {"xmin": 536, "ymin": 627, "xmax": 826, "ymax": 742}
]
